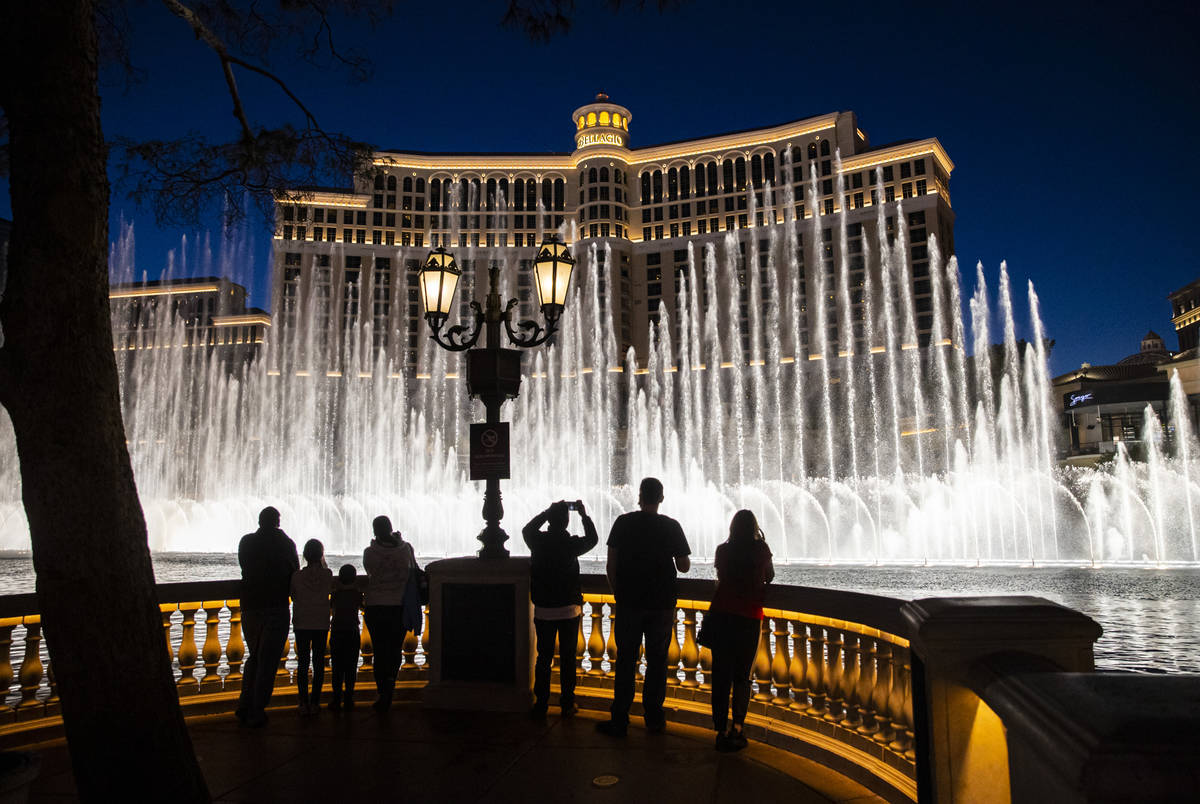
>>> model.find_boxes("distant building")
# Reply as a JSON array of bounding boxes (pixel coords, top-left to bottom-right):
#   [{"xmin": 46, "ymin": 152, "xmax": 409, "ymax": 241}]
[
  {"xmin": 1169, "ymin": 278, "xmax": 1200, "ymax": 352},
  {"xmin": 109, "ymin": 276, "xmax": 270, "ymax": 369},
  {"xmin": 270, "ymin": 95, "xmax": 955, "ymax": 374}
]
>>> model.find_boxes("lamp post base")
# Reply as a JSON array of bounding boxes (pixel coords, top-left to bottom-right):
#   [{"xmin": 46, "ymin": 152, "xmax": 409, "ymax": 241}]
[{"xmin": 477, "ymin": 525, "xmax": 510, "ymax": 559}]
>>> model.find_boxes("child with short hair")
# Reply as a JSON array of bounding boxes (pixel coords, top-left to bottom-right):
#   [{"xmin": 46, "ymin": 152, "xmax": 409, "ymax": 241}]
[
  {"xmin": 290, "ymin": 538, "xmax": 333, "ymax": 715},
  {"xmin": 329, "ymin": 563, "xmax": 364, "ymax": 710}
]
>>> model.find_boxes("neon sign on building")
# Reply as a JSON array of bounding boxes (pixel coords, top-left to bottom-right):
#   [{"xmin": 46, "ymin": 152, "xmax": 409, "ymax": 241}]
[{"xmin": 577, "ymin": 132, "xmax": 624, "ymax": 149}]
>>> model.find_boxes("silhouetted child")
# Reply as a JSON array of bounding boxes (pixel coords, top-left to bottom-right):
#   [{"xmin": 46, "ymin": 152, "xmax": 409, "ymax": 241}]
[
  {"xmin": 291, "ymin": 539, "xmax": 333, "ymax": 715},
  {"xmin": 329, "ymin": 563, "xmax": 363, "ymax": 710}
]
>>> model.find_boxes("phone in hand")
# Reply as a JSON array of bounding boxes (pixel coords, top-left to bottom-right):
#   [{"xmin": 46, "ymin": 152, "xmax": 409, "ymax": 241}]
[{"xmin": 566, "ymin": 501, "xmax": 579, "ymax": 511}]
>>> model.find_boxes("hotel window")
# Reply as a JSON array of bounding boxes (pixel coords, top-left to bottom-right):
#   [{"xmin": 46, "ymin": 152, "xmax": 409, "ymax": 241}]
[
  {"xmin": 326, "ymin": 229, "xmax": 336, "ymax": 242},
  {"xmin": 823, "ymin": 200, "xmax": 833, "ymax": 215},
  {"xmin": 313, "ymin": 227, "xmax": 323, "ymax": 240},
  {"xmin": 710, "ymin": 217, "xmax": 718, "ymax": 230},
  {"xmin": 682, "ymin": 222, "xmax": 691, "ymax": 236},
  {"xmin": 373, "ymin": 212, "xmax": 383, "ymax": 226},
  {"xmin": 670, "ymin": 224, "xmax": 679, "ymax": 238},
  {"xmin": 822, "ymin": 179, "xmax": 833, "ymax": 196},
  {"xmin": 853, "ymin": 192, "xmax": 863, "ymax": 209},
  {"xmin": 738, "ymin": 214, "xmax": 748, "ymax": 228},
  {"xmin": 296, "ymin": 226, "xmax": 305, "ymax": 240},
  {"xmin": 374, "ymin": 194, "xmax": 384, "ymax": 208},
  {"xmin": 910, "ymin": 226, "xmax": 927, "ymax": 243},
  {"xmin": 356, "ymin": 211, "xmax": 367, "ymax": 225},
  {"xmin": 735, "ymin": 157, "xmax": 746, "ymax": 191},
  {"xmin": 807, "ymin": 143, "xmax": 817, "ymax": 161},
  {"xmin": 820, "ymin": 140, "xmax": 830, "ymax": 157},
  {"xmin": 589, "ymin": 187, "xmax": 598, "ymax": 201},
  {"xmin": 386, "ymin": 232, "xmax": 395, "ymax": 245},
  {"xmin": 724, "ymin": 197, "xmax": 735, "ymax": 212},
  {"xmin": 414, "ymin": 233, "xmax": 423, "ymax": 247},
  {"xmin": 821, "ymin": 160, "xmax": 831, "ymax": 176},
  {"xmin": 726, "ymin": 215, "xmax": 735, "ymax": 230},
  {"xmin": 642, "ymin": 209, "xmax": 651, "ymax": 223},
  {"xmin": 882, "ymin": 166, "xmax": 894, "ymax": 182},
  {"xmin": 885, "ymin": 187, "xmax": 895, "ymax": 203},
  {"xmin": 282, "ymin": 206, "xmax": 294, "ymax": 222},
  {"xmin": 668, "ymin": 205, "xmax": 678, "ymax": 219},
  {"xmin": 722, "ymin": 160, "xmax": 734, "ymax": 192},
  {"xmin": 386, "ymin": 213, "xmax": 396, "ymax": 227},
  {"xmin": 915, "ymin": 159, "xmax": 926, "ymax": 175},
  {"xmin": 900, "ymin": 162, "xmax": 911, "ymax": 179},
  {"xmin": 643, "ymin": 227, "xmax": 651, "ymax": 240},
  {"xmin": 648, "ymin": 282, "xmax": 662, "ymax": 297},
  {"xmin": 916, "ymin": 179, "xmax": 927, "ymax": 196},
  {"xmin": 590, "ymin": 224, "xmax": 599, "ymax": 238},
  {"xmin": 668, "ymin": 168, "xmax": 679, "ymax": 200},
  {"xmin": 698, "ymin": 219, "xmax": 707, "ymax": 234},
  {"xmin": 902, "ymin": 183, "xmax": 913, "ymax": 199},
  {"xmin": 652, "ymin": 171, "xmax": 663, "ymax": 203},
  {"xmin": 654, "ymin": 207, "xmax": 663, "ymax": 222},
  {"xmin": 654, "ymin": 225, "xmax": 664, "ymax": 240}
]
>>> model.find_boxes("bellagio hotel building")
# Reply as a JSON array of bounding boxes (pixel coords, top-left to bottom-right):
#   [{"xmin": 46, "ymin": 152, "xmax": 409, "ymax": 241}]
[{"xmin": 272, "ymin": 93, "xmax": 954, "ymax": 372}]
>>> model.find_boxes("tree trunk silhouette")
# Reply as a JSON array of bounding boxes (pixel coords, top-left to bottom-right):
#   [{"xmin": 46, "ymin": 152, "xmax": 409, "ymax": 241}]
[{"xmin": 0, "ymin": 2, "xmax": 209, "ymax": 800}]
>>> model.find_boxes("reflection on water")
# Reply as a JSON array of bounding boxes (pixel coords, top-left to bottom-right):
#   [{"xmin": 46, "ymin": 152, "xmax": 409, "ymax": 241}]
[{"xmin": 0, "ymin": 553, "xmax": 1195, "ymax": 673}]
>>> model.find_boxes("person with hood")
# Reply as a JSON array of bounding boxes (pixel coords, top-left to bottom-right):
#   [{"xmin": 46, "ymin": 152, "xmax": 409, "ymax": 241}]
[
  {"xmin": 236, "ymin": 506, "xmax": 299, "ymax": 728},
  {"xmin": 290, "ymin": 538, "xmax": 334, "ymax": 715},
  {"xmin": 363, "ymin": 515, "xmax": 413, "ymax": 713}
]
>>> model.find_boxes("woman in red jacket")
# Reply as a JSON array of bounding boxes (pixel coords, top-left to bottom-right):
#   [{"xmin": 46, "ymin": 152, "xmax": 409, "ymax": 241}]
[{"xmin": 707, "ymin": 509, "xmax": 774, "ymax": 751}]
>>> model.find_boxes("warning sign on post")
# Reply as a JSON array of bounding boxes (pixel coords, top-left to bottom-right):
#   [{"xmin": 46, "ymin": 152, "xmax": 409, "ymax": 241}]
[{"xmin": 469, "ymin": 422, "xmax": 511, "ymax": 481}]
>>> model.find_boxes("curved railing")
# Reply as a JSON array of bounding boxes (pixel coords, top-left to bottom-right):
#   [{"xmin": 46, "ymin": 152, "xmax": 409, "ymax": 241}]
[{"xmin": 0, "ymin": 576, "xmax": 916, "ymax": 801}]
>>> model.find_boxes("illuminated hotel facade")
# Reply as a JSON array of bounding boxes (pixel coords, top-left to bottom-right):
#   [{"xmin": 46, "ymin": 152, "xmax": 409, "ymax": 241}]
[{"xmin": 271, "ymin": 94, "xmax": 954, "ymax": 372}]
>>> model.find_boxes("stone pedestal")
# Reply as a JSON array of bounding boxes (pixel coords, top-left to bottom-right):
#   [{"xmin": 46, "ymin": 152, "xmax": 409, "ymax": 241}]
[
  {"xmin": 422, "ymin": 557, "xmax": 533, "ymax": 712},
  {"xmin": 901, "ymin": 596, "xmax": 1102, "ymax": 804}
]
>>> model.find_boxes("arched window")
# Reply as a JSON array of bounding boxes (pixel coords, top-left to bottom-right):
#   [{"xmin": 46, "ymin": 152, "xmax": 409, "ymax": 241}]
[
  {"xmin": 579, "ymin": 171, "xmax": 586, "ymax": 187},
  {"xmin": 807, "ymin": 143, "xmax": 818, "ymax": 161},
  {"xmin": 751, "ymin": 154, "xmax": 763, "ymax": 188},
  {"xmin": 764, "ymin": 152, "xmax": 775, "ymax": 185},
  {"xmin": 470, "ymin": 178, "xmax": 482, "ymax": 210},
  {"xmin": 735, "ymin": 157, "xmax": 746, "ymax": 191},
  {"xmin": 498, "ymin": 178, "xmax": 509, "ymax": 207},
  {"xmin": 641, "ymin": 172, "xmax": 651, "ymax": 205},
  {"xmin": 722, "ymin": 159, "xmax": 734, "ymax": 192},
  {"xmin": 514, "ymin": 179, "xmax": 525, "ymax": 210},
  {"xmin": 387, "ymin": 175, "xmax": 397, "ymax": 191},
  {"xmin": 680, "ymin": 165, "xmax": 690, "ymax": 198},
  {"xmin": 486, "ymin": 178, "xmax": 497, "ymax": 211},
  {"xmin": 694, "ymin": 162, "xmax": 706, "ymax": 196},
  {"xmin": 652, "ymin": 170, "xmax": 663, "ymax": 204},
  {"xmin": 542, "ymin": 178, "xmax": 553, "ymax": 211},
  {"xmin": 667, "ymin": 167, "xmax": 678, "ymax": 201},
  {"xmin": 587, "ymin": 112, "xmax": 596, "ymax": 127},
  {"xmin": 599, "ymin": 111, "xmax": 610, "ymax": 126},
  {"xmin": 401, "ymin": 176, "xmax": 411, "ymax": 192},
  {"xmin": 707, "ymin": 162, "xmax": 718, "ymax": 194},
  {"xmin": 820, "ymin": 140, "xmax": 830, "ymax": 157},
  {"xmin": 415, "ymin": 177, "xmax": 425, "ymax": 194},
  {"xmin": 430, "ymin": 178, "xmax": 441, "ymax": 211},
  {"xmin": 553, "ymin": 178, "xmax": 565, "ymax": 211},
  {"xmin": 457, "ymin": 178, "xmax": 469, "ymax": 209},
  {"xmin": 613, "ymin": 113, "xmax": 622, "ymax": 128},
  {"xmin": 526, "ymin": 179, "xmax": 537, "ymax": 211},
  {"xmin": 615, "ymin": 169, "xmax": 623, "ymax": 184},
  {"xmin": 588, "ymin": 167, "xmax": 598, "ymax": 184},
  {"xmin": 374, "ymin": 174, "xmax": 384, "ymax": 190},
  {"xmin": 577, "ymin": 115, "xmax": 585, "ymax": 130},
  {"xmin": 599, "ymin": 166, "xmax": 609, "ymax": 183}
]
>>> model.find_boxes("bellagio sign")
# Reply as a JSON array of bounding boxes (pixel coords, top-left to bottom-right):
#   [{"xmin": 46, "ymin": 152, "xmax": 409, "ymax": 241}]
[{"xmin": 577, "ymin": 132, "xmax": 624, "ymax": 149}]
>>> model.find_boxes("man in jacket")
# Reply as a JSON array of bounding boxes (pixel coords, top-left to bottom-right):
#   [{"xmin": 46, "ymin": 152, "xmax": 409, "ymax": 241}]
[
  {"xmin": 236, "ymin": 506, "xmax": 299, "ymax": 728},
  {"xmin": 596, "ymin": 478, "xmax": 691, "ymax": 737},
  {"xmin": 523, "ymin": 499, "xmax": 598, "ymax": 719}
]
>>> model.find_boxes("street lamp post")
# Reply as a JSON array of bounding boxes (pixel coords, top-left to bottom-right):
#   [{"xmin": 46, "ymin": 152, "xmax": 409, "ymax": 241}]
[{"xmin": 418, "ymin": 237, "xmax": 576, "ymax": 558}]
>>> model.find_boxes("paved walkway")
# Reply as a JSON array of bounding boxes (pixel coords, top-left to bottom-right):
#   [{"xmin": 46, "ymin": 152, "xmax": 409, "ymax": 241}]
[{"xmin": 25, "ymin": 704, "xmax": 885, "ymax": 803}]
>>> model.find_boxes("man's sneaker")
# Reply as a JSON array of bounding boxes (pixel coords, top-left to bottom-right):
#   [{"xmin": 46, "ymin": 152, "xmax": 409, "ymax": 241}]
[
  {"xmin": 715, "ymin": 732, "xmax": 730, "ymax": 751},
  {"xmin": 726, "ymin": 729, "xmax": 748, "ymax": 751},
  {"xmin": 560, "ymin": 702, "xmax": 579, "ymax": 719},
  {"xmin": 595, "ymin": 719, "xmax": 627, "ymax": 738}
]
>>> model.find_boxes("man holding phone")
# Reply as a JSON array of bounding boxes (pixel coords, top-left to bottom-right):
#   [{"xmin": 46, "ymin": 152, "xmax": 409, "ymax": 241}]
[{"xmin": 522, "ymin": 499, "xmax": 598, "ymax": 719}]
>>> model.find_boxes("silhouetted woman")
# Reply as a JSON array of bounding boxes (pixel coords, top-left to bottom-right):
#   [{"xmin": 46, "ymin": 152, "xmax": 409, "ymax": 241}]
[
  {"xmin": 363, "ymin": 515, "xmax": 412, "ymax": 713},
  {"xmin": 707, "ymin": 509, "xmax": 774, "ymax": 751}
]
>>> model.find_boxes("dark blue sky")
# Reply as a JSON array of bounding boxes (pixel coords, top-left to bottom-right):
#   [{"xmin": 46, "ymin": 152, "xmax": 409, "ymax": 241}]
[{"xmin": 4, "ymin": 0, "xmax": 1197, "ymax": 375}]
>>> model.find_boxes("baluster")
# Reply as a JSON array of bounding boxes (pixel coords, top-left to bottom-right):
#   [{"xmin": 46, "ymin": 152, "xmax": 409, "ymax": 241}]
[
  {"xmin": 872, "ymin": 640, "xmax": 895, "ymax": 744},
  {"xmin": 159, "ymin": 604, "xmax": 176, "ymax": 671},
  {"xmin": 666, "ymin": 607, "xmax": 681, "ymax": 686},
  {"xmin": 401, "ymin": 624, "xmax": 419, "ymax": 673},
  {"xmin": 575, "ymin": 611, "xmax": 586, "ymax": 676},
  {"xmin": 752, "ymin": 617, "xmax": 772, "ymax": 702},
  {"xmin": 277, "ymin": 631, "xmax": 292, "ymax": 684},
  {"xmin": 359, "ymin": 615, "xmax": 373, "ymax": 681},
  {"xmin": 16, "ymin": 618, "xmax": 44, "ymax": 711},
  {"xmin": 604, "ymin": 602, "xmax": 618, "ymax": 671},
  {"xmin": 856, "ymin": 636, "xmax": 880, "ymax": 735},
  {"xmin": 788, "ymin": 619, "xmax": 808, "ymax": 711},
  {"xmin": 804, "ymin": 625, "xmax": 825, "ymax": 717},
  {"xmin": 226, "ymin": 601, "xmax": 245, "ymax": 685},
  {"xmin": 176, "ymin": 603, "xmax": 200, "ymax": 690},
  {"xmin": 680, "ymin": 607, "xmax": 700, "ymax": 688},
  {"xmin": 419, "ymin": 605, "xmax": 430, "ymax": 671},
  {"xmin": 822, "ymin": 627, "xmax": 844, "ymax": 722},
  {"xmin": 200, "ymin": 600, "xmax": 223, "ymax": 692},
  {"xmin": 586, "ymin": 602, "xmax": 605, "ymax": 676},
  {"xmin": 888, "ymin": 645, "xmax": 910, "ymax": 754},
  {"xmin": 0, "ymin": 620, "xmax": 15, "ymax": 711},
  {"xmin": 897, "ymin": 647, "xmax": 916, "ymax": 760},
  {"xmin": 699, "ymin": 643, "xmax": 712, "ymax": 690},
  {"xmin": 839, "ymin": 634, "xmax": 862, "ymax": 730},
  {"xmin": 770, "ymin": 616, "xmax": 791, "ymax": 706}
]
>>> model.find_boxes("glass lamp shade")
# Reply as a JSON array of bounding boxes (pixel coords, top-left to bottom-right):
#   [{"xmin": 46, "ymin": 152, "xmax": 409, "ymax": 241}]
[
  {"xmin": 532, "ymin": 238, "xmax": 575, "ymax": 315},
  {"xmin": 418, "ymin": 247, "xmax": 461, "ymax": 326}
]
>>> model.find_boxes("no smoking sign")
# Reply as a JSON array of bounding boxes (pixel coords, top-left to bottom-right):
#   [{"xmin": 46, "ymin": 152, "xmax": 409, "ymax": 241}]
[{"xmin": 469, "ymin": 422, "xmax": 510, "ymax": 481}]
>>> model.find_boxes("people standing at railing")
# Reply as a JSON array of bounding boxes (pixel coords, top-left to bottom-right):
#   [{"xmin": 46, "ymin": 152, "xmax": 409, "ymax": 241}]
[
  {"xmin": 523, "ymin": 499, "xmax": 599, "ymax": 720},
  {"xmin": 329, "ymin": 563, "xmax": 364, "ymax": 711},
  {"xmin": 291, "ymin": 538, "xmax": 333, "ymax": 716},
  {"xmin": 236, "ymin": 506, "xmax": 300, "ymax": 728},
  {"xmin": 596, "ymin": 477, "xmax": 692, "ymax": 738},
  {"xmin": 363, "ymin": 515, "xmax": 413, "ymax": 713},
  {"xmin": 703, "ymin": 509, "xmax": 774, "ymax": 752}
]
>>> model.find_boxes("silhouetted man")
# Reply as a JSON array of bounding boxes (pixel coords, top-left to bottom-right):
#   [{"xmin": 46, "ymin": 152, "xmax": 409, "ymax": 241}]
[
  {"xmin": 236, "ymin": 506, "xmax": 298, "ymax": 728},
  {"xmin": 596, "ymin": 477, "xmax": 691, "ymax": 737},
  {"xmin": 523, "ymin": 499, "xmax": 598, "ymax": 719}
]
